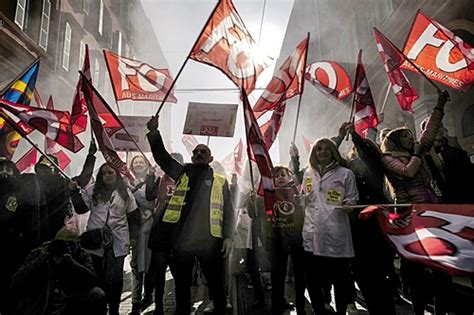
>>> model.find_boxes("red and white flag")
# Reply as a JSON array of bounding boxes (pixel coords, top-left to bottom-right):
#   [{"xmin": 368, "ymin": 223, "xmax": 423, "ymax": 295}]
[
  {"xmin": 242, "ymin": 89, "xmax": 276, "ymax": 216},
  {"xmin": 305, "ymin": 61, "xmax": 352, "ymax": 100},
  {"xmin": 402, "ymin": 11, "xmax": 474, "ymax": 91},
  {"xmin": 81, "ymin": 75, "xmax": 133, "ymax": 181},
  {"xmin": 221, "ymin": 138, "xmax": 244, "ymax": 176},
  {"xmin": 14, "ymin": 147, "xmax": 37, "ymax": 173},
  {"xmin": 0, "ymin": 99, "xmax": 84, "ymax": 153},
  {"xmin": 181, "ymin": 134, "xmax": 199, "ymax": 158},
  {"xmin": 352, "ymin": 50, "xmax": 379, "ymax": 138},
  {"xmin": 253, "ymin": 36, "xmax": 309, "ymax": 118},
  {"xmin": 104, "ymin": 50, "xmax": 177, "ymax": 103},
  {"xmin": 360, "ymin": 204, "xmax": 474, "ymax": 276},
  {"xmin": 190, "ymin": 0, "xmax": 273, "ymax": 95},
  {"xmin": 70, "ymin": 44, "xmax": 91, "ymax": 135},
  {"xmin": 374, "ymin": 28, "xmax": 418, "ymax": 112},
  {"xmin": 260, "ymin": 103, "xmax": 286, "ymax": 150}
]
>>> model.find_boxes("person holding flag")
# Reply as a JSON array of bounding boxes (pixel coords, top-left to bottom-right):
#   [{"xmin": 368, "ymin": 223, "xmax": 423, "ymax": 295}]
[
  {"xmin": 145, "ymin": 115, "xmax": 234, "ymax": 315},
  {"xmin": 380, "ymin": 89, "xmax": 450, "ymax": 315}
]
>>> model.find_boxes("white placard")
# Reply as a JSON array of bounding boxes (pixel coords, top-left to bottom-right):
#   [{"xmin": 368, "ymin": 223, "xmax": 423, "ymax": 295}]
[
  {"xmin": 183, "ymin": 102, "xmax": 238, "ymax": 137},
  {"xmin": 110, "ymin": 116, "xmax": 151, "ymax": 152}
]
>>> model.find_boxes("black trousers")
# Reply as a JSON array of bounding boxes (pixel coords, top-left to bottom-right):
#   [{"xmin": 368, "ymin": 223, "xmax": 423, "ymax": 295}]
[
  {"xmin": 150, "ymin": 250, "xmax": 173, "ymax": 315},
  {"xmin": 172, "ymin": 242, "xmax": 226, "ymax": 315},
  {"xmin": 304, "ymin": 253, "xmax": 352, "ymax": 315},
  {"xmin": 91, "ymin": 251, "xmax": 125, "ymax": 315},
  {"xmin": 271, "ymin": 239, "xmax": 306, "ymax": 314}
]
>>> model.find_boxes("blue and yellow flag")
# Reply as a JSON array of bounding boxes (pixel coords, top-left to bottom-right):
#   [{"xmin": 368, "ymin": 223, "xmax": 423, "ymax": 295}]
[{"xmin": 0, "ymin": 59, "xmax": 40, "ymax": 159}]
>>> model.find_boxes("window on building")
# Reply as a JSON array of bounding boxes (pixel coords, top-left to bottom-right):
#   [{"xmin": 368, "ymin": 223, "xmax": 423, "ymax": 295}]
[
  {"xmin": 83, "ymin": 0, "xmax": 89, "ymax": 14},
  {"xmin": 62, "ymin": 22, "xmax": 72, "ymax": 71},
  {"xmin": 79, "ymin": 41, "xmax": 86, "ymax": 69},
  {"xmin": 98, "ymin": 0, "xmax": 104, "ymax": 35},
  {"xmin": 39, "ymin": 0, "xmax": 51, "ymax": 51},
  {"xmin": 94, "ymin": 58, "xmax": 100, "ymax": 84},
  {"xmin": 117, "ymin": 31, "xmax": 122, "ymax": 56},
  {"xmin": 14, "ymin": 0, "xmax": 27, "ymax": 30}
]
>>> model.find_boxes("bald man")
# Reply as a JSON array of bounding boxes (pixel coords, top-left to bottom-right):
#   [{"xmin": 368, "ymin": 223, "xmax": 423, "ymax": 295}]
[{"xmin": 146, "ymin": 116, "xmax": 234, "ymax": 315}]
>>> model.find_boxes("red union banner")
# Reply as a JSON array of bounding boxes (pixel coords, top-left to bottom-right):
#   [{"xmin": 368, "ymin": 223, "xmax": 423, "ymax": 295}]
[
  {"xmin": 189, "ymin": 0, "xmax": 272, "ymax": 94},
  {"xmin": 361, "ymin": 204, "xmax": 474, "ymax": 276},
  {"xmin": 401, "ymin": 11, "xmax": 474, "ymax": 91},
  {"xmin": 104, "ymin": 50, "xmax": 177, "ymax": 103},
  {"xmin": 305, "ymin": 61, "xmax": 352, "ymax": 100}
]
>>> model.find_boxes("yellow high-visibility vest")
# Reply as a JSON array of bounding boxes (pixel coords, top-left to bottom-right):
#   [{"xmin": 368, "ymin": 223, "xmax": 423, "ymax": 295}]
[{"xmin": 162, "ymin": 172, "xmax": 226, "ymax": 238}]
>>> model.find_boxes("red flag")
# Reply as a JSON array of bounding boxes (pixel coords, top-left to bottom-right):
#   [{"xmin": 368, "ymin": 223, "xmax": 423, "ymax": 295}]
[
  {"xmin": 401, "ymin": 11, "xmax": 474, "ymax": 91},
  {"xmin": 305, "ymin": 61, "xmax": 352, "ymax": 100},
  {"xmin": 242, "ymin": 89, "xmax": 276, "ymax": 216},
  {"xmin": 44, "ymin": 96, "xmax": 71, "ymax": 170},
  {"xmin": 181, "ymin": 134, "xmax": 199, "ymax": 158},
  {"xmin": 260, "ymin": 103, "xmax": 286, "ymax": 150},
  {"xmin": 70, "ymin": 44, "xmax": 91, "ymax": 134},
  {"xmin": 364, "ymin": 204, "xmax": 474, "ymax": 276},
  {"xmin": 189, "ymin": 0, "xmax": 272, "ymax": 94},
  {"xmin": 374, "ymin": 28, "xmax": 418, "ymax": 112},
  {"xmin": 0, "ymin": 99, "xmax": 84, "ymax": 153},
  {"xmin": 353, "ymin": 50, "xmax": 379, "ymax": 138},
  {"xmin": 14, "ymin": 147, "xmax": 37, "ymax": 173},
  {"xmin": 103, "ymin": 50, "xmax": 177, "ymax": 103},
  {"xmin": 253, "ymin": 36, "xmax": 309, "ymax": 118},
  {"xmin": 81, "ymin": 75, "xmax": 133, "ymax": 181}
]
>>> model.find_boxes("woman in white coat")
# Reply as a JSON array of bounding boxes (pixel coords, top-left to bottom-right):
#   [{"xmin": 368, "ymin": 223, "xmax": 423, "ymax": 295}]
[{"xmin": 301, "ymin": 138, "xmax": 358, "ymax": 315}]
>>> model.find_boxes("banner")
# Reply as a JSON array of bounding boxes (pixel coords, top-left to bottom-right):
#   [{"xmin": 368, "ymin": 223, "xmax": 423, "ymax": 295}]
[
  {"xmin": 110, "ymin": 116, "xmax": 151, "ymax": 152},
  {"xmin": 402, "ymin": 11, "xmax": 474, "ymax": 91},
  {"xmin": 183, "ymin": 102, "xmax": 238, "ymax": 137},
  {"xmin": 260, "ymin": 103, "xmax": 286, "ymax": 150},
  {"xmin": 70, "ymin": 44, "xmax": 91, "ymax": 134},
  {"xmin": 361, "ymin": 204, "xmax": 474, "ymax": 276},
  {"xmin": 104, "ymin": 50, "xmax": 177, "ymax": 103},
  {"xmin": 189, "ymin": 0, "xmax": 272, "ymax": 94},
  {"xmin": 305, "ymin": 61, "xmax": 352, "ymax": 100}
]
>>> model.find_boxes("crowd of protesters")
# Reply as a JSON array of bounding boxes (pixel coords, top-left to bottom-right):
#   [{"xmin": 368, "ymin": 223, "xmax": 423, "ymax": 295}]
[{"xmin": 1, "ymin": 89, "xmax": 473, "ymax": 315}]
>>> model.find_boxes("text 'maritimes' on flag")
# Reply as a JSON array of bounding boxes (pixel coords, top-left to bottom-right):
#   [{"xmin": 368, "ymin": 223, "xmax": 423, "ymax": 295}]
[
  {"xmin": 402, "ymin": 11, "xmax": 474, "ymax": 91},
  {"xmin": 0, "ymin": 99, "xmax": 84, "ymax": 153},
  {"xmin": 353, "ymin": 50, "xmax": 379, "ymax": 139},
  {"xmin": 104, "ymin": 50, "xmax": 177, "ymax": 103},
  {"xmin": 190, "ymin": 0, "xmax": 273, "ymax": 95},
  {"xmin": 253, "ymin": 37, "xmax": 308, "ymax": 118},
  {"xmin": 305, "ymin": 61, "xmax": 352, "ymax": 100},
  {"xmin": 374, "ymin": 28, "xmax": 418, "ymax": 112},
  {"xmin": 242, "ymin": 89, "xmax": 276, "ymax": 216}
]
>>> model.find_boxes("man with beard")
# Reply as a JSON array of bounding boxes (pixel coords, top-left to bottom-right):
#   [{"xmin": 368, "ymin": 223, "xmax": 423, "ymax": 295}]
[{"xmin": 146, "ymin": 115, "xmax": 234, "ymax": 315}]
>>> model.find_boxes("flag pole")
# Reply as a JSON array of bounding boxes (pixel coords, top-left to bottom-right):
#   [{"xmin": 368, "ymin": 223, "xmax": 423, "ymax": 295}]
[
  {"xmin": 292, "ymin": 33, "xmax": 311, "ymax": 143},
  {"xmin": 241, "ymin": 89, "xmax": 256, "ymax": 193},
  {"xmin": 346, "ymin": 50, "xmax": 362, "ymax": 140},
  {"xmin": 380, "ymin": 82, "xmax": 391, "ymax": 115},
  {"xmin": 335, "ymin": 203, "xmax": 412, "ymax": 210},
  {"xmin": 206, "ymin": 136, "xmax": 210, "ymax": 146},
  {"xmin": 155, "ymin": 0, "xmax": 221, "ymax": 116},
  {"xmin": 80, "ymin": 72, "xmax": 152, "ymax": 167},
  {"xmin": 0, "ymin": 113, "xmax": 70, "ymax": 180}
]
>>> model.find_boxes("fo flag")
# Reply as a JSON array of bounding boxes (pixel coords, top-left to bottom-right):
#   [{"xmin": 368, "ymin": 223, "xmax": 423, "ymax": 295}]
[
  {"xmin": 70, "ymin": 44, "xmax": 91, "ymax": 135},
  {"xmin": 0, "ymin": 99, "xmax": 84, "ymax": 153},
  {"xmin": 305, "ymin": 61, "xmax": 352, "ymax": 100},
  {"xmin": 253, "ymin": 36, "xmax": 309, "ymax": 118},
  {"xmin": 374, "ymin": 28, "xmax": 418, "ymax": 112},
  {"xmin": 104, "ymin": 50, "xmax": 177, "ymax": 103},
  {"xmin": 242, "ymin": 89, "xmax": 276, "ymax": 216},
  {"xmin": 360, "ymin": 204, "xmax": 474, "ymax": 276},
  {"xmin": 402, "ymin": 11, "xmax": 474, "ymax": 91},
  {"xmin": 353, "ymin": 50, "xmax": 378, "ymax": 138},
  {"xmin": 190, "ymin": 0, "xmax": 273, "ymax": 94},
  {"xmin": 81, "ymin": 75, "xmax": 133, "ymax": 181},
  {"xmin": 260, "ymin": 103, "xmax": 286, "ymax": 150}
]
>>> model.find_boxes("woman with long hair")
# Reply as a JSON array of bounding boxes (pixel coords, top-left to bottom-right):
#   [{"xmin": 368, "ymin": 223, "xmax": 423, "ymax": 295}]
[
  {"xmin": 302, "ymin": 138, "xmax": 358, "ymax": 315},
  {"xmin": 81, "ymin": 163, "xmax": 138, "ymax": 315}
]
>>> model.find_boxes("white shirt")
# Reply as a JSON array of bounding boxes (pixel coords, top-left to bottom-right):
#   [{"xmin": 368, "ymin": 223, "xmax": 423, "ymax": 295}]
[
  {"xmin": 301, "ymin": 165, "xmax": 358, "ymax": 258},
  {"xmin": 82, "ymin": 186, "xmax": 137, "ymax": 257}
]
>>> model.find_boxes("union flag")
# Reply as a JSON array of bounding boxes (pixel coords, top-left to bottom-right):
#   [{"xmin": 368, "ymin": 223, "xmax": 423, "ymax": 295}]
[{"xmin": 305, "ymin": 61, "xmax": 352, "ymax": 100}]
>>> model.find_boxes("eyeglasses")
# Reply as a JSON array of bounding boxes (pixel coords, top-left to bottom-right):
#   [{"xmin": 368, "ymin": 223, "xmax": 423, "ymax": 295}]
[{"xmin": 192, "ymin": 149, "xmax": 209, "ymax": 155}]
